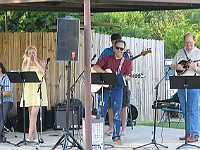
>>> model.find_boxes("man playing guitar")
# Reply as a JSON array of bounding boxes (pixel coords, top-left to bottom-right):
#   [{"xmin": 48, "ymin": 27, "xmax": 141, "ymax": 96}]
[{"xmin": 93, "ymin": 40, "xmax": 132, "ymax": 144}]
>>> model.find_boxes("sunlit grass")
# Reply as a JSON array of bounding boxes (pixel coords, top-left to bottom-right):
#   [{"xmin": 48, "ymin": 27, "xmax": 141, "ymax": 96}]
[{"xmin": 135, "ymin": 118, "xmax": 185, "ymax": 129}]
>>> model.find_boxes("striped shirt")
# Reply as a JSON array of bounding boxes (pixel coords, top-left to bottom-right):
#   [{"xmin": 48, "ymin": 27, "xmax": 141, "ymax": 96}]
[{"xmin": 0, "ymin": 74, "xmax": 13, "ymax": 104}]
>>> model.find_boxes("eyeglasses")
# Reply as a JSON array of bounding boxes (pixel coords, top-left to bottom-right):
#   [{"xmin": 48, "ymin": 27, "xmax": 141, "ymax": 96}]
[{"xmin": 115, "ymin": 46, "xmax": 124, "ymax": 51}]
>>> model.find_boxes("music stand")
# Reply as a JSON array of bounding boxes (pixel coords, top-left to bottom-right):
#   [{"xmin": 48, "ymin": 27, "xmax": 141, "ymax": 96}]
[
  {"xmin": 91, "ymin": 72, "xmax": 120, "ymax": 149},
  {"xmin": 6, "ymin": 71, "xmax": 40, "ymax": 146},
  {"xmin": 170, "ymin": 76, "xmax": 200, "ymax": 149},
  {"xmin": 92, "ymin": 72, "xmax": 120, "ymax": 118}
]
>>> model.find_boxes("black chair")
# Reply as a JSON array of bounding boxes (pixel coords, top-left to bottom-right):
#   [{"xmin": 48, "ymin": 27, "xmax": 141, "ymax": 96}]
[{"xmin": 153, "ymin": 92, "xmax": 183, "ymax": 128}]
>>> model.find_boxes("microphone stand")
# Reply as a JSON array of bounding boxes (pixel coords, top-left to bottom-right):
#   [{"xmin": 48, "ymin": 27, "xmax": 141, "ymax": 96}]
[
  {"xmin": 0, "ymin": 85, "xmax": 15, "ymax": 145},
  {"xmin": 36, "ymin": 59, "xmax": 50, "ymax": 149},
  {"xmin": 133, "ymin": 68, "xmax": 170, "ymax": 150}
]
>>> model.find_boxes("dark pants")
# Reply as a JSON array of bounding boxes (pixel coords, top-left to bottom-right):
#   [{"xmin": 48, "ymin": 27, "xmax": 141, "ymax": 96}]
[{"xmin": 0, "ymin": 102, "xmax": 13, "ymax": 138}]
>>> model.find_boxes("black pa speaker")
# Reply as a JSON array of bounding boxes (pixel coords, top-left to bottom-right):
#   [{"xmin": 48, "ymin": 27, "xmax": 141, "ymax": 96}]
[
  {"xmin": 56, "ymin": 16, "xmax": 80, "ymax": 61},
  {"xmin": 16, "ymin": 102, "xmax": 47, "ymax": 132}
]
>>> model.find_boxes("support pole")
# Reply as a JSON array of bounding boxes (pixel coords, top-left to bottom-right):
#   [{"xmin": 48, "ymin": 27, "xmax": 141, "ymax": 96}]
[{"xmin": 84, "ymin": 0, "xmax": 92, "ymax": 150}]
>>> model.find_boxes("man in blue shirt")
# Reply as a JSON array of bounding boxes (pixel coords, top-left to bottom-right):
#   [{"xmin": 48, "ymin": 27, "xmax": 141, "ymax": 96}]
[
  {"xmin": 0, "ymin": 62, "xmax": 13, "ymax": 142},
  {"xmin": 98, "ymin": 33, "xmax": 133, "ymax": 136}
]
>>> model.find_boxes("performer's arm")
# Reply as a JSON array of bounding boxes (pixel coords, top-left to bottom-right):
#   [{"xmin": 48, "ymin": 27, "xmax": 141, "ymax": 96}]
[{"xmin": 93, "ymin": 65, "xmax": 106, "ymax": 73}]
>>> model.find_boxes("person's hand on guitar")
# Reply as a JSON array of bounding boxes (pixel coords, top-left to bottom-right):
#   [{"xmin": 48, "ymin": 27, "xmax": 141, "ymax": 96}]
[
  {"xmin": 124, "ymin": 75, "xmax": 131, "ymax": 81},
  {"xmin": 176, "ymin": 63, "xmax": 186, "ymax": 72},
  {"xmin": 189, "ymin": 61, "xmax": 198, "ymax": 71}
]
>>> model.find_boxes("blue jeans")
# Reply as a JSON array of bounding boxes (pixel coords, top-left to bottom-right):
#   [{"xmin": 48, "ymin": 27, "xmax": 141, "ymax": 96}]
[
  {"xmin": 0, "ymin": 101, "xmax": 13, "ymax": 137},
  {"xmin": 178, "ymin": 89, "xmax": 199, "ymax": 137},
  {"xmin": 98, "ymin": 87, "xmax": 123, "ymax": 140}
]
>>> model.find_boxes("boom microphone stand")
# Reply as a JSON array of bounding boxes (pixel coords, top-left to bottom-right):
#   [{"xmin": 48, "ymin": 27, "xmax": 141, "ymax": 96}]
[
  {"xmin": 0, "ymin": 85, "xmax": 15, "ymax": 145},
  {"xmin": 133, "ymin": 69, "xmax": 169, "ymax": 150},
  {"xmin": 36, "ymin": 58, "xmax": 50, "ymax": 149},
  {"xmin": 52, "ymin": 61, "xmax": 83, "ymax": 150}
]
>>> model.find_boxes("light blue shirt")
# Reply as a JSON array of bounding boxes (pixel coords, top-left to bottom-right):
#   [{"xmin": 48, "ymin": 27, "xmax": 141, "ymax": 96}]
[{"xmin": 0, "ymin": 74, "xmax": 13, "ymax": 104}]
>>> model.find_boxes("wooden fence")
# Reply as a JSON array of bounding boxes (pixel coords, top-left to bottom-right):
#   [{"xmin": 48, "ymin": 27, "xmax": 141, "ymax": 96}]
[{"xmin": 0, "ymin": 32, "xmax": 165, "ymax": 121}]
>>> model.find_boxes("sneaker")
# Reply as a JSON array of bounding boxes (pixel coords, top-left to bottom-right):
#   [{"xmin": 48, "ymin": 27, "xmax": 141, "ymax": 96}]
[{"xmin": 113, "ymin": 137, "xmax": 122, "ymax": 145}]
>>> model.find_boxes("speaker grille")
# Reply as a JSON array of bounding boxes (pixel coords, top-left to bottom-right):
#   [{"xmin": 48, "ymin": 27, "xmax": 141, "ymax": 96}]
[{"xmin": 56, "ymin": 17, "xmax": 80, "ymax": 61}]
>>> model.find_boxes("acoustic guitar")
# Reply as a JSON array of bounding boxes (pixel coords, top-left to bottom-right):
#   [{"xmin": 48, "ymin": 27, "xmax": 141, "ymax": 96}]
[
  {"xmin": 176, "ymin": 59, "xmax": 200, "ymax": 75},
  {"xmin": 91, "ymin": 49, "xmax": 151, "ymax": 92}
]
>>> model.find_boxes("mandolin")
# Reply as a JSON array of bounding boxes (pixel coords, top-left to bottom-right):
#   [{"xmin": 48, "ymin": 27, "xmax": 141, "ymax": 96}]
[{"xmin": 176, "ymin": 59, "xmax": 200, "ymax": 75}]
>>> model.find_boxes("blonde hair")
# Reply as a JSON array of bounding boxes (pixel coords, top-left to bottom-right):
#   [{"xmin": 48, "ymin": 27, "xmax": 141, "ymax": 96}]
[{"xmin": 23, "ymin": 45, "xmax": 37, "ymax": 59}]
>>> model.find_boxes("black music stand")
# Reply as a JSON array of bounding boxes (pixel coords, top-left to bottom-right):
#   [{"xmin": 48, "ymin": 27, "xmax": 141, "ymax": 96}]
[
  {"xmin": 6, "ymin": 71, "xmax": 40, "ymax": 147},
  {"xmin": 91, "ymin": 72, "xmax": 120, "ymax": 119},
  {"xmin": 170, "ymin": 76, "xmax": 200, "ymax": 149}
]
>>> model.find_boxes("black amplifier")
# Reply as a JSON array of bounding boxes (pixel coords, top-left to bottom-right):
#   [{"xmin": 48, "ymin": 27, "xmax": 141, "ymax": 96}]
[{"xmin": 54, "ymin": 99, "xmax": 83, "ymax": 130}]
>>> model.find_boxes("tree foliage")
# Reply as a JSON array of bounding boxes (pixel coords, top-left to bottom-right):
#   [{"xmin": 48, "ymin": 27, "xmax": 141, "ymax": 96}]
[
  {"xmin": 0, "ymin": 10, "xmax": 200, "ymax": 58},
  {"xmin": 93, "ymin": 10, "xmax": 200, "ymax": 58}
]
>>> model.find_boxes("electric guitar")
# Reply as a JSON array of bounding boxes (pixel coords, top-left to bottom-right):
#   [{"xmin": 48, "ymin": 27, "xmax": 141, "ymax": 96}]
[
  {"xmin": 176, "ymin": 59, "xmax": 200, "ymax": 75},
  {"xmin": 129, "ymin": 49, "xmax": 152, "ymax": 61},
  {"xmin": 91, "ymin": 67, "xmax": 145, "ymax": 93}
]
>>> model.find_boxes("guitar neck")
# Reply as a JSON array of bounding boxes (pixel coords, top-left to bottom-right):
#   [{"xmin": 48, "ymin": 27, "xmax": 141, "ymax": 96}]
[{"xmin": 130, "ymin": 54, "xmax": 141, "ymax": 61}]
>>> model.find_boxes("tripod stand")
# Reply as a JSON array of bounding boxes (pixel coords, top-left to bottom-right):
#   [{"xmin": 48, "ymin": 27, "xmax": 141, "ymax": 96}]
[
  {"xmin": 0, "ymin": 85, "xmax": 15, "ymax": 146},
  {"xmin": 52, "ymin": 61, "xmax": 83, "ymax": 150},
  {"xmin": 133, "ymin": 72, "xmax": 168, "ymax": 150},
  {"xmin": 170, "ymin": 76, "xmax": 200, "ymax": 149},
  {"xmin": 7, "ymin": 71, "xmax": 40, "ymax": 147}
]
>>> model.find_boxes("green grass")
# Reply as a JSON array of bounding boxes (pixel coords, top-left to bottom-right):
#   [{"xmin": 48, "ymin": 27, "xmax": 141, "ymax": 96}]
[{"xmin": 136, "ymin": 118, "xmax": 185, "ymax": 129}]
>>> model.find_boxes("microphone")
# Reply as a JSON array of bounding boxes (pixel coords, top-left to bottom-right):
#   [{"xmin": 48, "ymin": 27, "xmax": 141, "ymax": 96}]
[
  {"xmin": 91, "ymin": 54, "xmax": 96, "ymax": 62},
  {"xmin": 45, "ymin": 58, "xmax": 50, "ymax": 69},
  {"xmin": 47, "ymin": 58, "xmax": 50, "ymax": 63}
]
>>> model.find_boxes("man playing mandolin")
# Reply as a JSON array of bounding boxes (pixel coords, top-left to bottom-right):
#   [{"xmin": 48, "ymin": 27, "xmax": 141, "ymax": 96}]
[
  {"xmin": 171, "ymin": 33, "xmax": 200, "ymax": 142},
  {"xmin": 93, "ymin": 39, "xmax": 132, "ymax": 144}
]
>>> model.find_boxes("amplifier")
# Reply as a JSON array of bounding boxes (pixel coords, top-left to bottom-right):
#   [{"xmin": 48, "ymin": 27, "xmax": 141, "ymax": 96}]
[{"xmin": 54, "ymin": 104, "xmax": 80, "ymax": 130}]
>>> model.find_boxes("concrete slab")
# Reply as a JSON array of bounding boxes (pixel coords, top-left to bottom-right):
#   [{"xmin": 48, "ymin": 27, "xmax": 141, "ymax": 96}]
[{"xmin": 0, "ymin": 125, "xmax": 199, "ymax": 150}]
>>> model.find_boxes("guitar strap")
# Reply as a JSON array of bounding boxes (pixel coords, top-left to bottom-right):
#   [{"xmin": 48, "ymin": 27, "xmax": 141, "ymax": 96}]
[
  {"xmin": 117, "ymin": 57, "xmax": 125, "ymax": 74},
  {"xmin": 183, "ymin": 49, "xmax": 190, "ymax": 61},
  {"xmin": 118, "ymin": 57, "xmax": 127, "ymax": 86}
]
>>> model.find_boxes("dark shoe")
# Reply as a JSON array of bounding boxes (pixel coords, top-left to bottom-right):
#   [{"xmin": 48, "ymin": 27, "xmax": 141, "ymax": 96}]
[
  {"xmin": 113, "ymin": 137, "xmax": 122, "ymax": 145},
  {"xmin": 0, "ymin": 137, "xmax": 3, "ymax": 143},
  {"xmin": 187, "ymin": 135, "xmax": 198, "ymax": 143},
  {"xmin": 179, "ymin": 135, "xmax": 190, "ymax": 140}
]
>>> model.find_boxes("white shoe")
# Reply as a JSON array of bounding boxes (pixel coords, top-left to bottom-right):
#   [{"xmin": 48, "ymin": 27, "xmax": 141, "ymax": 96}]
[
  {"xmin": 26, "ymin": 137, "xmax": 31, "ymax": 142},
  {"xmin": 33, "ymin": 139, "xmax": 38, "ymax": 143}
]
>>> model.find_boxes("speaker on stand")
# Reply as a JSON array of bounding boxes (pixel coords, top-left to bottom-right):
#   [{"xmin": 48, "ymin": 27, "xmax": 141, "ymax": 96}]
[{"xmin": 56, "ymin": 16, "xmax": 79, "ymax": 61}]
